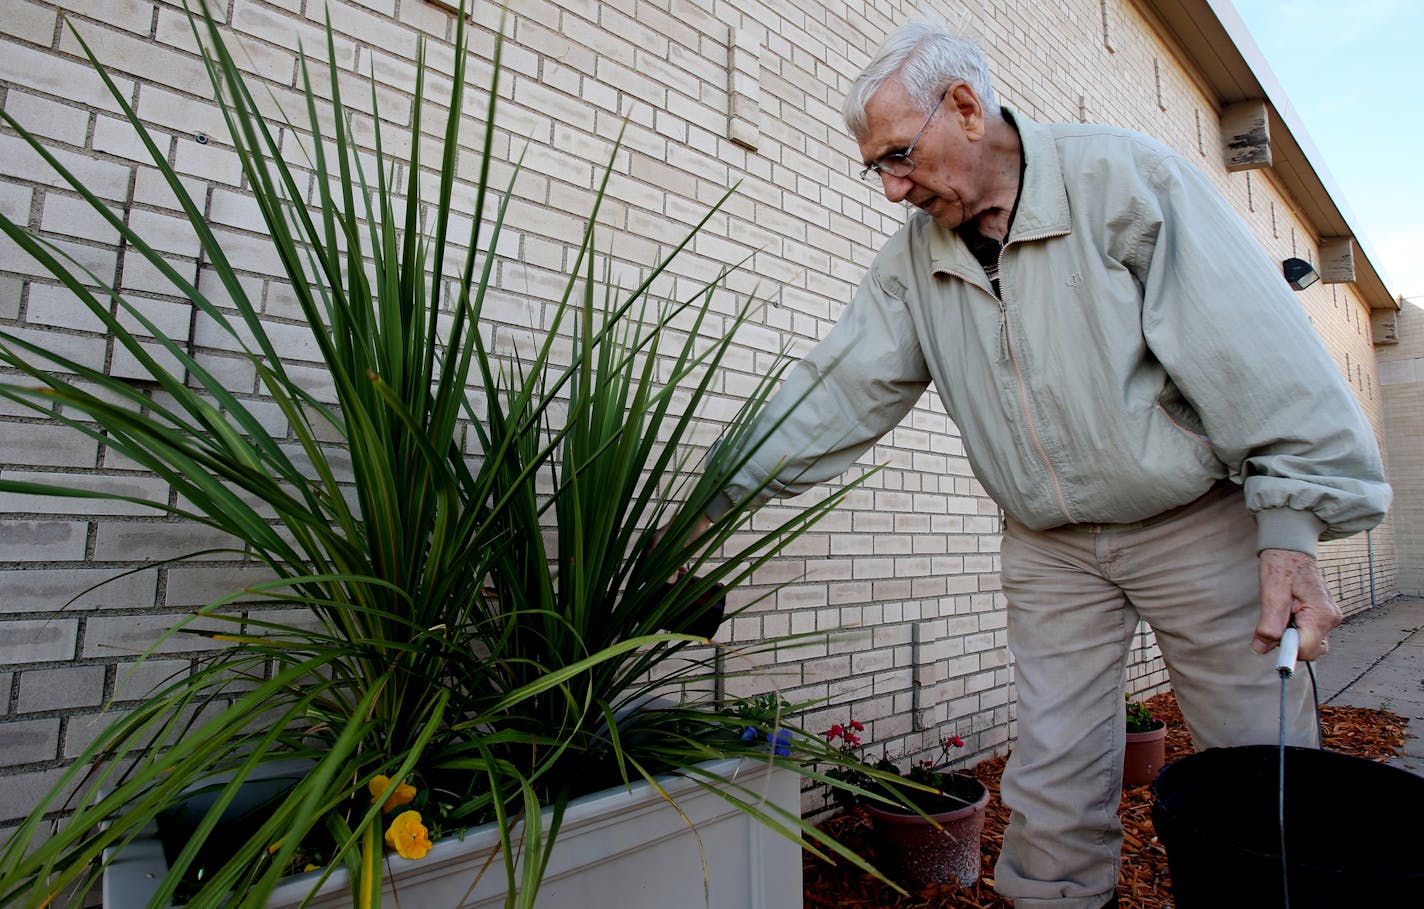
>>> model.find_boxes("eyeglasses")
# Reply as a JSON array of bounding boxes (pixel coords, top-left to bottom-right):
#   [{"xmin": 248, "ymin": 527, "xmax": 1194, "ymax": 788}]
[{"xmin": 859, "ymin": 88, "xmax": 950, "ymax": 186}]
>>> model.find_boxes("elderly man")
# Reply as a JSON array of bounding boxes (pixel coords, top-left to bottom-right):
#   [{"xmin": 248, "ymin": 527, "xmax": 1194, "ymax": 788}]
[{"xmin": 691, "ymin": 18, "xmax": 1390, "ymax": 909}]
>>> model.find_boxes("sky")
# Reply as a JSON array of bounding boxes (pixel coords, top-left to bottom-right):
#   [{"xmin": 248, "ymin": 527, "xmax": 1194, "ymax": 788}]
[{"xmin": 1229, "ymin": 0, "xmax": 1424, "ymax": 304}]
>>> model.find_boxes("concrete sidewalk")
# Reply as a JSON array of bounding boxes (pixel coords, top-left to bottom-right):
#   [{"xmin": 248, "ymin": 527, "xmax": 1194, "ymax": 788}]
[{"xmin": 1309, "ymin": 594, "xmax": 1424, "ymax": 775}]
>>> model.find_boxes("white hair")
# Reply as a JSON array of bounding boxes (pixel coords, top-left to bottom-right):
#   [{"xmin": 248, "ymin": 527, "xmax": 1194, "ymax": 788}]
[{"xmin": 842, "ymin": 19, "xmax": 1000, "ymax": 137}]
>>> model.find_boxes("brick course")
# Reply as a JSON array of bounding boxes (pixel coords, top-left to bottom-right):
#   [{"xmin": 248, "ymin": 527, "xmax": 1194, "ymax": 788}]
[{"xmin": 1379, "ymin": 300, "xmax": 1424, "ymax": 595}]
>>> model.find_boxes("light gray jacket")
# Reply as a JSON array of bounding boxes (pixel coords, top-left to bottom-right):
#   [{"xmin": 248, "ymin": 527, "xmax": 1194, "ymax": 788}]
[{"xmin": 711, "ymin": 110, "xmax": 1389, "ymax": 556}]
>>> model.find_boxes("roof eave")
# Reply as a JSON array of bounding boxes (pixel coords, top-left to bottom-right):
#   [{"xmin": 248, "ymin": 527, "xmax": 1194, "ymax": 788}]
[{"xmin": 1141, "ymin": 0, "xmax": 1398, "ymax": 311}]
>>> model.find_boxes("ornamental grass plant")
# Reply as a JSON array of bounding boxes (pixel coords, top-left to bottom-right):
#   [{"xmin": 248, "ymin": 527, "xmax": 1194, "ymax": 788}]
[{"xmin": 0, "ymin": 2, "xmax": 892, "ymax": 906}]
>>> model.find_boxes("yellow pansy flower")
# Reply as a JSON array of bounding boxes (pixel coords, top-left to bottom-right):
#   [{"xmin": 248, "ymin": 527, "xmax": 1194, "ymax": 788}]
[
  {"xmin": 368, "ymin": 774, "xmax": 417, "ymax": 812},
  {"xmin": 383, "ymin": 810, "xmax": 431, "ymax": 860}
]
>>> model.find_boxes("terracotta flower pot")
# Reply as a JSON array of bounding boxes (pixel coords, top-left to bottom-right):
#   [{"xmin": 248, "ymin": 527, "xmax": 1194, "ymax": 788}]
[
  {"xmin": 864, "ymin": 776, "xmax": 990, "ymax": 888},
  {"xmin": 1123, "ymin": 719, "xmax": 1167, "ymax": 787}
]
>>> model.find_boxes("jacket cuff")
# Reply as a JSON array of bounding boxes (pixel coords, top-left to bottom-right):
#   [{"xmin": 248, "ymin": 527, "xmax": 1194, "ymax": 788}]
[
  {"xmin": 1255, "ymin": 507, "xmax": 1327, "ymax": 558},
  {"xmin": 704, "ymin": 491, "xmax": 737, "ymax": 521}
]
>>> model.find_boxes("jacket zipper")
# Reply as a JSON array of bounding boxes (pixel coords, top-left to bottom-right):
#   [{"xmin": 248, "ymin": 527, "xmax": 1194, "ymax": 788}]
[{"xmin": 996, "ymin": 234, "xmax": 1078, "ymax": 525}]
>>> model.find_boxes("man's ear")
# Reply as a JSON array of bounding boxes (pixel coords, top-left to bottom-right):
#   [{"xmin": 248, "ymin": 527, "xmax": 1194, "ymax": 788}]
[{"xmin": 949, "ymin": 81, "xmax": 986, "ymax": 139}]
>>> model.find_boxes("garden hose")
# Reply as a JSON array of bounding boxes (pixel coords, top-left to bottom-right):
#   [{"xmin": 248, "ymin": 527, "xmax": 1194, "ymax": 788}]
[
  {"xmin": 1273, "ymin": 624, "xmax": 1328, "ymax": 909},
  {"xmin": 1276, "ymin": 625, "xmax": 1300, "ymax": 909}
]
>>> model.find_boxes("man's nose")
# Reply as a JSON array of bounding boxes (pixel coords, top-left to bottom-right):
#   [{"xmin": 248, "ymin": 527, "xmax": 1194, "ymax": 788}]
[{"xmin": 879, "ymin": 173, "xmax": 913, "ymax": 203}]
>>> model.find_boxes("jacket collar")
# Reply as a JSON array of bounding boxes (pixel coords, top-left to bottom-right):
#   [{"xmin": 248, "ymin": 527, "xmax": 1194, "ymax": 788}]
[{"xmin": 928, "ymin": 107, "xmax": 1072, "ymax": 276}]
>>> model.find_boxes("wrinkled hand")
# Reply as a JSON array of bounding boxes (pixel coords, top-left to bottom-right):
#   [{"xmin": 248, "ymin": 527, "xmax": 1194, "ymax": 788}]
[
  {"xmin": 650, "ymin": 513, "xmax": 713, "ymax": 580},
  {"xmin": 651, "ymin": 513, "xmax": 712, "ymax": 550},
  {"xmin": 1253, "ymin": 548, "xmax": 1342, "ymax": 661}
]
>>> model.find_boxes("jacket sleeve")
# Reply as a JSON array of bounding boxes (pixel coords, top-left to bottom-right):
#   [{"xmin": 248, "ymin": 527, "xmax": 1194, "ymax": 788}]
[
  {"xmin": 1132, "ymin": 153, "xmax": 1390, "ymax": 556},
  {"xmin": 706, "ymin": 260, "xmax": 931, "ymax": 519}
]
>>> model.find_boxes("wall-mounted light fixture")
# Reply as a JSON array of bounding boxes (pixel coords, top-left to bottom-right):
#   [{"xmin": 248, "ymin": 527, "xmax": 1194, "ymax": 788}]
[{"xmin": 1282, "ymin": 257, "xmax": 1320, "ymax": 291}]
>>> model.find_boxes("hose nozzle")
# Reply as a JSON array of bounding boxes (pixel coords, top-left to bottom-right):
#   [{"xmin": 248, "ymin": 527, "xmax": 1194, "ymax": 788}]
[{"xmin": 1276, "ymin": 626, "xmax": 1300, "ymax": 678}]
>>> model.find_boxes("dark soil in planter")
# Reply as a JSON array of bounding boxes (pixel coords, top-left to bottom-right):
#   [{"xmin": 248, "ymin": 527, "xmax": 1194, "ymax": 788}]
[
  {"xmin": 802, "ymin": 693, "xmax": 1410, "ymax": 908},
  {"xmin": 875, "ymin": 772, "xmax": 987, "ymax": 817}
]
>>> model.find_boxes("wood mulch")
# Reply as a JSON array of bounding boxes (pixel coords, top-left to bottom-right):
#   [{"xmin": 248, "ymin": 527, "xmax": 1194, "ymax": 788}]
[{"xmin": 802, "ymin": 692, "xmax": 1410, "ymax": 908}]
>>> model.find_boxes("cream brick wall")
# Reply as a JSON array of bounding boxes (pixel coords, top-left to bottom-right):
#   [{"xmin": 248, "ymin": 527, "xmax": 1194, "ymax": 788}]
[
  {"xmin": 1378, "ymin": 299, "xmax": 1424, "ymax": 595},
  {"xmin": 0, "ymin": 0, "xmax": 1399, "ymax": 829}
]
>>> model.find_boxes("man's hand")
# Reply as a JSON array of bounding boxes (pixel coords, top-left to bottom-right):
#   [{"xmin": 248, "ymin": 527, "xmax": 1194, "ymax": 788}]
[
  {"xmin": 649, "ymin": 514, "xmax": 714, "ymax": 580},
  {"xmin": 1253, "ymin": 548, "xmax": 1342, "ymax": 661},
  {"xmin": 650, "ymin": 514, "xmax": 713, "ymax": 552}
]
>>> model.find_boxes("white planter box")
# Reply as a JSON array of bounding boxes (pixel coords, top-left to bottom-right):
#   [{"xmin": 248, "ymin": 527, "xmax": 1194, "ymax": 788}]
[{"xmin": 104, "ymin": 757, "xmax": 801, "ymax": 909}]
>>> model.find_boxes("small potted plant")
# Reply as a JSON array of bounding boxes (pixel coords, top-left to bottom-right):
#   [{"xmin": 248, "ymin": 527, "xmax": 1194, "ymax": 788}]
[
  {"xmin": 1124, "ymin": 694, "xmax": 1169, "ymax": 787},
  {"xmin": 823, "ymin": 721, "xmax": 991, "ymax": 889}
]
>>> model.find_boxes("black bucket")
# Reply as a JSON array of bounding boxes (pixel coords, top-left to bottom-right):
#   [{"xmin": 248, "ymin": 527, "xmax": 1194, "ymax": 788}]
[{"xmin": 1152, "ymin": 745, "xmax": 1424, "ymax": 907}]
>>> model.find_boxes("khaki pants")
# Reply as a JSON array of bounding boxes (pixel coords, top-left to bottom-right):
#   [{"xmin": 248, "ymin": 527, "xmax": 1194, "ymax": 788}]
[{"xmin": 992, "ymin": 483, "xmax": 1317, "ymax": 908}]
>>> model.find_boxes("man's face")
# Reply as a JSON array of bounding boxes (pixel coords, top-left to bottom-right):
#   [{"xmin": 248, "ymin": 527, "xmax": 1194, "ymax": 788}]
[{"xmin": 857, "ymin": 79, "xmax": 988, "ymax": 230}]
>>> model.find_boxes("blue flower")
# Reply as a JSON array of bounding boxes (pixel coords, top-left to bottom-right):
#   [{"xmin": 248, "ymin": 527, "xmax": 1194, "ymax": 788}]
[
  {"xmin": 768, "ymin": 728, "xmax": 792, "ymax": 757},
  {"xmin": 739, "ymin": 726, "xmax": 792, "ymax": 756}
]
